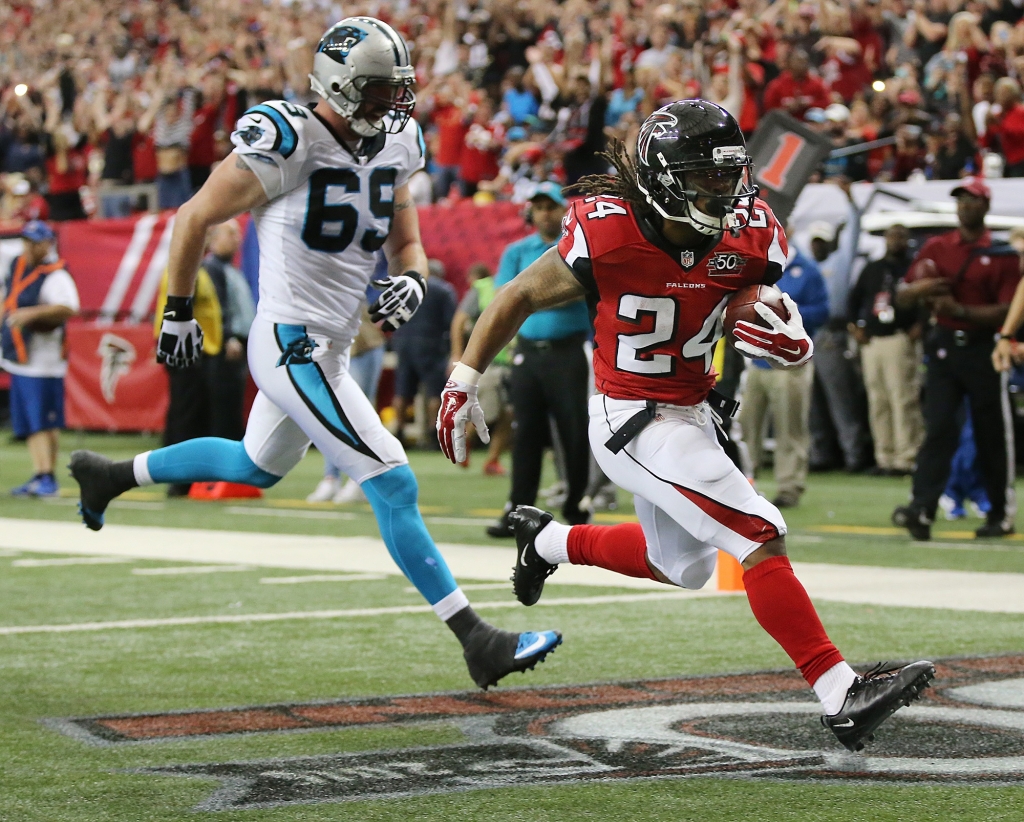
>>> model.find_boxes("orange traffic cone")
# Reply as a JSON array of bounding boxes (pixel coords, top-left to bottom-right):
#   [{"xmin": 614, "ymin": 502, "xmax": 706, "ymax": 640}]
[
  {"xmin": 717, "ymin": 550, "xmax": 745, "ymax": 592},
  {"xmin": 187, "ymin": 482, "xmax": 263, "ymax": 500}
]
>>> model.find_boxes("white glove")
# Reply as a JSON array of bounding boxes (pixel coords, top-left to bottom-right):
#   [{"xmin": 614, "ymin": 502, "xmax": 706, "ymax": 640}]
[
  {"xmin": 156, "ymin": 296, "xmax": 204, "ymax": 367},
  {"xmin": 732, "ymin": 293, "xmax": 814, "ymax": 367},
  {"xmin": 437, "ymin": 363, "xmax": 490, "ymax": 464},
  {"xmin": 369, "ymin": 271, "xmax": 425, "ymax": 332}
]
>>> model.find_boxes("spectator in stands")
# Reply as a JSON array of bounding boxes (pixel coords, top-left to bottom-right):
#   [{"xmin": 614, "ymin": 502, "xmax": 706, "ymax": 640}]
[
  {"xmin": 140, "ymin": 66, "xmax": 198, "ymax": 211},
  {"xmin": 153, "ymin": 252, "xmax": 223, "ymax": 497},
  {"xmin": 986, "ymin": 77, "xmax": 1024, "ymax": 176},
  {"xmin": 0, "ymin": 221, "xmax": 79, "ymax": 497},
  {"xmin": 459, "ymin": 95, "xmax": 504, "ymax": 198},
  {"xmin": 188, "ymin": 69, "xmax": 241, "ymax": 192},
  {"xmin": 200, "ymin": 219, "xmax": 255, "ymax": 442},
  {"xmin": 0, "ymin": 173, "xmax": 48, "ymax": 225},
  {"xmin": 847, "ymin": 223, "xmax": 924, "ymax": 476},
  {"xmin": 92, "ymin": 83, "xmax": 141, "ymax": 218},
  {"xmin": 740, "ymin": 238, "xmax": 830, "ymax": 508},
  {"xmin": 389, "ymin": 259, "xmax": 458, "ymax": 451},
  {"xmin": 762, "ymin": 48, "xmax": 832, "ymax": 122},
  {"xmin": 501, "ymin": 66, "xmax": 539, "ymax": 125}
]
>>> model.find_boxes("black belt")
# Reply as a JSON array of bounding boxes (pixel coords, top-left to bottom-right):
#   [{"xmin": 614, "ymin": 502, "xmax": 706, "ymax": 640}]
[
  {"xmin": 930, "ymin": 326, "xmax": 995, "ymax": 348},
  {"xmin": 604, "ymin": 388, "xmax": 740, "ymax": 454},
  {"xmin": 516, "ymin": 332, "xmax": 587, "ymax": 352}
]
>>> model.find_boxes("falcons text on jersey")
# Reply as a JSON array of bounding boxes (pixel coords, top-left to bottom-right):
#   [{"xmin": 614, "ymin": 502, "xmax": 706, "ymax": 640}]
[{"xmin": 557, "ymin": 195, "xmax": 788, "ymax": 405}]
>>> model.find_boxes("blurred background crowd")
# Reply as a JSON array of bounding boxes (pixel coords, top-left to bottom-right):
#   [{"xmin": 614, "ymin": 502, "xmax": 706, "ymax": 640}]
[
  {"xmin": 4, "ymin": 0, "xmax": 1024, "ymax": 225},
  {"xmin": 2, "ymin": 0, "xmax": 1024, "ymax": 535}
]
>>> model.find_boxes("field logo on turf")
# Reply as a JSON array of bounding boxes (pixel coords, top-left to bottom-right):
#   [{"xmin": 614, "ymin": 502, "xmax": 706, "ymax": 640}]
[{"xmin": 48, "ymin": 654, "xmax": 1024, "ymax": 810}]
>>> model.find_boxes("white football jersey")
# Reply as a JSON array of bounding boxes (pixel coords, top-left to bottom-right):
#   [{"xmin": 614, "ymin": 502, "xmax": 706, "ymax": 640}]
[{"xmin": 230, "ymin": 100, "xmax": 425, "ymax": 345}]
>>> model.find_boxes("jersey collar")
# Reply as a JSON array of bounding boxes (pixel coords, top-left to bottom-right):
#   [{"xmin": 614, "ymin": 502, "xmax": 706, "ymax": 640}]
[
  {"xmin": 311, "ymin": 106, "xmax": 388, "ymax": 163},
  {"xmin": 635, "ymin": 212, "xmax": 722, "ymax": 272}
]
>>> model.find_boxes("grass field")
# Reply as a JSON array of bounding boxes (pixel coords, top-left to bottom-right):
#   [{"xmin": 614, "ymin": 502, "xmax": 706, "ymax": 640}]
[{"xmin": 2, "ymin": 432, "xmax": 1024, "ymax": 821}]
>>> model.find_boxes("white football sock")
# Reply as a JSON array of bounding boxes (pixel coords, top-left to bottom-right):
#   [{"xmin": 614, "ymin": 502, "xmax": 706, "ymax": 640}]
[
  {"xmin": 814, "ymin": 660, "xmax": 859, "ymax": 715},
  {"xmin": 133, "ymin": 452, "xmax": 154, "ymax": 486},
  {"xmin": 432, "ymin": 588, "xmax": 470, "ymax": 621},
  {"xmin": 534, "ymin": 520, "xmax": 571, "ymax": 565}
]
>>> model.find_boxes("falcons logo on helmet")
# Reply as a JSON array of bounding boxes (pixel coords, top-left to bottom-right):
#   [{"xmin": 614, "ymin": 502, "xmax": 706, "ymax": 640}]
[{"xmin": 637, "ymin": 110, "xmax": 678, "ymax": 167}]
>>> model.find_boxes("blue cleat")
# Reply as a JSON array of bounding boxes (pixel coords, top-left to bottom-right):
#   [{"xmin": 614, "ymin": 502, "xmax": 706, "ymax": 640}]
[
  {"xmin": 514, "ymin": 630, "xmax": 562, "ymax": 661},
  {"xmin": 462, "ymin": 624, "xmax": 563, "ymax": 690},
  {"xmin": 10, "ymin": 475, "xmax": 59, "ymax": 498}
]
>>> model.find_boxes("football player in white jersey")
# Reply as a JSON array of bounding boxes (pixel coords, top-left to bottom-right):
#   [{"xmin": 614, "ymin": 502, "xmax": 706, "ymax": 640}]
[{"xmin": 69, "ymin": 17, "xmax": 561, "ymax": 690}]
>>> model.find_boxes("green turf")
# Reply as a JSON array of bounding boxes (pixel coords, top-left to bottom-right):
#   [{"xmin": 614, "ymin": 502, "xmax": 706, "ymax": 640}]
[{"xmin": 2, "ymin": 431, "xmax": 1023, "ymax": 820}]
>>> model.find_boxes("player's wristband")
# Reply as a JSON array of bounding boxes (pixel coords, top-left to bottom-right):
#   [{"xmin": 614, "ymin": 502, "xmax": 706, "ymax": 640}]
[
  {"xmin": 403, "ymin": 269, "xmax": 427, "ymax": 293},
  {"xmin": 163, "ymin": 295, "xmax": 194, "ymax": 322},
  {"xmin": 450, "ymin": 362, "xmax": 482, "ymax": 386},
  {"xmin": 999, "ymin": 332, "xmax": 1015, "ymax": 341}
]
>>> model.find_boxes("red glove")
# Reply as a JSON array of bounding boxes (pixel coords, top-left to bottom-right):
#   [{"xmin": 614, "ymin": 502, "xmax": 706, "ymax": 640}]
[
  {"xmin": 437, "ymin": 363, "xmax": 490, "ymax": 464},
  {"xmin": 732, "ymin": 293, "xmax": 814, "ymax": 367}
]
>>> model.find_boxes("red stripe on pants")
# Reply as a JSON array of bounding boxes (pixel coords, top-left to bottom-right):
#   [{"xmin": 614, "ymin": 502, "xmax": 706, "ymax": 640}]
[
  {"xmin": 673, "ymin": 483, "xmax": 780, "ymax": 543},
  {"xmin": 567, "ymin": 523, "xmax": 659, "ymax": 580},
  {"xmin": 743, "ymin": 555, "xmax": 845, "ymax": 686}
]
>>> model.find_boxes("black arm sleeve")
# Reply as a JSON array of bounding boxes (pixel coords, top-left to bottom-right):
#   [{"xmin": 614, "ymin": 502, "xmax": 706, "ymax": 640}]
[{"xmin": 761, "ymin": 261, "xmax": 783, "ymax": 286}]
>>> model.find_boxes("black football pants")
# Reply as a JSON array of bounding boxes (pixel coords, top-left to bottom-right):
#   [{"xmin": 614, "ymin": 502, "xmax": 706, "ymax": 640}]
[
  {"xmin": 508, "ymin": 336, "xmax": 591, "ymax": 524},
  {"xmin": 912, "ymin": 334, "xmax": 1014, "ymax": 523}
]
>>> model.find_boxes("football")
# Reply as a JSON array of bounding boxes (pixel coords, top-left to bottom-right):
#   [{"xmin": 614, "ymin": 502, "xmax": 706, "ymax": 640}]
[{"xmin": 723, "ymin": 284, "xmax": 789, "ymax": 345}]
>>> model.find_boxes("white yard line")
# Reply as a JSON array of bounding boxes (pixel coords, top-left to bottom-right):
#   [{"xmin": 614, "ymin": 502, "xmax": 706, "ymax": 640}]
[
  {"xmin": 132, "ymin": 565, "xmax": 254, "ymax": 576},
  {"xmin": 259, "ymin": 573, "xmax": 386, "ymax": 585},
  {"xmin": 11, "ymin": 556, "xmax": 132, "ymax": 567},
  {"xmin": 0, "ymin": 591, "xmax": 695, "ymax": 635},
  {"xmin": 1, "ymin": 517, "xmax": 1023, "ymax": 613},
  {"xmin": 224, "ymin": 507, "xmax": 358, "ymax": 521}
]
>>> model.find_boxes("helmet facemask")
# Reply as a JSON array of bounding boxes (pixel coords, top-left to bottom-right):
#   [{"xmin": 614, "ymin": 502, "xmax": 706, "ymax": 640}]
[{"xmin": 638, "ymin": 147, "xmax": 757, "ymax": 236}]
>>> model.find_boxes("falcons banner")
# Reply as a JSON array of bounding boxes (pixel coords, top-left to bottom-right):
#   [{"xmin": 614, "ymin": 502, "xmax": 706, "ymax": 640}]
[
  {"xmin": 746, "ymin": 111, "xmax": 833, "ymax": 224},
  {"xmin": 65, "ymin": 322, "xmax": 168, "ymax": 432}
]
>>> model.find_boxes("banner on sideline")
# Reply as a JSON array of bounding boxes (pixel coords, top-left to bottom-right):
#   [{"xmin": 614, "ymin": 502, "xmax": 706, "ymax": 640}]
[{"xmin": 65, "ymin": 322, "xmax": 168, "ymax": 431}]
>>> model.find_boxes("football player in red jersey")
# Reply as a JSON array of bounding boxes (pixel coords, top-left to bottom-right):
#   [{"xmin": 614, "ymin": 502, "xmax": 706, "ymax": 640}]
[{"xmin": 438, "ymin": 100, "xmax": 935, "ymax": 752}]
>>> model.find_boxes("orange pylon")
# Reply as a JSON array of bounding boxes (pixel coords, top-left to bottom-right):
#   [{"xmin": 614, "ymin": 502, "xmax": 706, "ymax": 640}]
[{"xmin": 717, "ymin": 550, "xmax": 745, "ymax": 591}]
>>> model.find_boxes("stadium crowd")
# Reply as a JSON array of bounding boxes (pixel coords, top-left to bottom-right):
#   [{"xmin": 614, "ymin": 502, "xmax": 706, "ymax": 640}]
[
  {"xmin": 3, "ymin": 0, "xmax": 1024, "ymax": 223},
  {"xmin": 2, "ymin": 0, "xmax": 1024, "ymax": 535}
]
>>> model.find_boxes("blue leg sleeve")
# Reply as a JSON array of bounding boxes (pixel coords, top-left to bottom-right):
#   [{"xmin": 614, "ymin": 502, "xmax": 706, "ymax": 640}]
[
  {"xmin": 147, "ymin": 438, "xmax": 281, "ymax": 488},
  {"xmin": 363, "ymin": 465, "xmax": 459, "ymax": 606}
]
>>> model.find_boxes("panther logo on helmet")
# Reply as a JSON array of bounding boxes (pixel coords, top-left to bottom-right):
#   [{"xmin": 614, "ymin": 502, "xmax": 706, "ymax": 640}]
[{"xmin": 320, "ymin": 26, "xmax": 367, "ymax": 63}]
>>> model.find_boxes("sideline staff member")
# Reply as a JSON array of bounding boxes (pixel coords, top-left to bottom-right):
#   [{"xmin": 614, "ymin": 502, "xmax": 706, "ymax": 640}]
[
  {"xmin": 892, "ymin": 178, "xmax": 1019, "ymax": 540},
  {"xmin": 1, "ymin": 221, "xmax": 80, "ymax": 496},
  {"xmin": 486, "ymin": 182, "xmax": 591, "ymax": 537}
]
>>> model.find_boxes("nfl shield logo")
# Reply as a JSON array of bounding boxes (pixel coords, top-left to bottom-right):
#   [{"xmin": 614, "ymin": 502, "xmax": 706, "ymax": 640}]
[{"xmin": 681, "ymin": 250, "xmax": 695, "ymax": 268}]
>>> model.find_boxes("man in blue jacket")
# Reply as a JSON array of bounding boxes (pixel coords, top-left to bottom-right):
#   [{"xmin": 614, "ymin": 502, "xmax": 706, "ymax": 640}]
[{"xmin": 738, "ymin": 244, "xmax": 829, "ymax": 507}]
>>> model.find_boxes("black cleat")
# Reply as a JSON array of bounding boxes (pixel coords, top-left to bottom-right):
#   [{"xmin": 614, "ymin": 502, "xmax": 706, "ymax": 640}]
[
  {"xmin": 822, "ymin": 660, "xmax": 936, "ymax": 752},
  {"xmin": 461, "ymin": 624, "xmax": 562, "ymax": 690},
  {"xmin": 69, "ymin": 451, "xmax": 132, "ymax": 531},
  {"xmin": 509, "ymin": 505, "xmax": 559, "ymax": 606},
  {"xmin": 975, "ymin": 519, "xmax": 1015, "ymax": 538},
  {"xmin": 892, "ymin": 505, "xmax": 931, "ymax": 541}
]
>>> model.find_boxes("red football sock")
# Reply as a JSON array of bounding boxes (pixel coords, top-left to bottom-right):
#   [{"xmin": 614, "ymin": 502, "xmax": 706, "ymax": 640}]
[
  {"xmin": 567, "ymin": 523, "xmax": 658, "ymax": 580},
  {"xmin": 743, "ymin": 555, "xmax": 845, "ymax": 686}
]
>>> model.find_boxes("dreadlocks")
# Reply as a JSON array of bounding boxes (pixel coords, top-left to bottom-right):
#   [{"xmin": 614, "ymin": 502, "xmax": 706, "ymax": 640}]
[{"xmin": 564, "ymin": 138, "xmax": 656, "ymax": 219}]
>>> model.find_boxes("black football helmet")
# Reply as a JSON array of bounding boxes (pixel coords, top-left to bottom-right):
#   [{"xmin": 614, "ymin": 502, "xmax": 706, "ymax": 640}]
[{"xmin": 635, "ymin": 100, "xmax": 757, "ymax": 236}]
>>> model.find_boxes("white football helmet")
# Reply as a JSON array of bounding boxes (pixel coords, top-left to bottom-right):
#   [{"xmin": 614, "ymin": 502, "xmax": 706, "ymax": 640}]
[{"xmin": 309, "ymin": 17, "xmax": 416, "ymax": 138}]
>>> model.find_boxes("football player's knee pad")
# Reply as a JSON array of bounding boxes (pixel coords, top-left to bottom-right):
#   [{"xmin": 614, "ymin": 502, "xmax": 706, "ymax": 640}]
[{"xmin": 362, "ymin": 464, "xmax": 418, "ymax": 509}]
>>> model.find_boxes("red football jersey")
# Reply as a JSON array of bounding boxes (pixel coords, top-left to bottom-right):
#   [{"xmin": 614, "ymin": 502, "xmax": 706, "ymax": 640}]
[{"xmin": 557, "ymin": 195, "xmax": 788, "ymax": 406}]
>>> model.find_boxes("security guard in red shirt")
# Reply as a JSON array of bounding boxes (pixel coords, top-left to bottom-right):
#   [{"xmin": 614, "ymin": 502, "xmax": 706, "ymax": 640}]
[{"xmin": 892, "ymin": 178, "xmax": 1020, "ymax": 540}]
